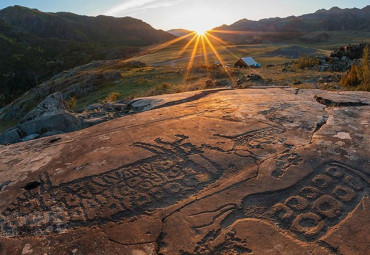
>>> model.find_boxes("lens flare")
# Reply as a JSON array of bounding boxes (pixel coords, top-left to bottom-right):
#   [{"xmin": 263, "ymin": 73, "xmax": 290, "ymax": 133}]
[
  {"xmin": 126, "ymin": 28, "xmax": 241, "ymax": 87},
  {"xmin": 194, "ymin": 29, "xmax": 207, "ymax": 36}
]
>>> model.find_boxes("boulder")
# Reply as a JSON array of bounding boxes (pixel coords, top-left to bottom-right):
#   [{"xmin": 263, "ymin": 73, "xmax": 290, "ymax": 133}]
[
  {"xmin": 246, "ymin": 74, "xmax": 263, "ymax": 81},
  {"xmin": 40, "ymin": 130, "xmax": 65, "ymax": 138},
  {"xmin": 0, "ymin": 128, "xmax": 22, "ymax": 145},
  {"xmin": 21, "ymin": 134, "xmax": 40, "ymax": 142},
  {"xmin": 19, "ymin": 92, "xmax": 82, "ymax": 136},
  {"xmin": 126, "ymin": 99, "xmax": 163, "ymax": 113},
  {"xmin": 20, "ymin": 112, "xmax": 82, "ymax": 136}
]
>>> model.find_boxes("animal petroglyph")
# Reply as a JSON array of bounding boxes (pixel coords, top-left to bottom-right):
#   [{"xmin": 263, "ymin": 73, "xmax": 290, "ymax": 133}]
[{"xmin": 190, "ymin": 162, "xmax": 369, "ymax": 253}]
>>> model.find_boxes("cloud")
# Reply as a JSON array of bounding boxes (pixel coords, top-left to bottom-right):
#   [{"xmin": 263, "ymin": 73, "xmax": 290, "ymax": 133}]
[{"xmin": 105, "ymin": 0, "xmax": 185, "ymax": 16}]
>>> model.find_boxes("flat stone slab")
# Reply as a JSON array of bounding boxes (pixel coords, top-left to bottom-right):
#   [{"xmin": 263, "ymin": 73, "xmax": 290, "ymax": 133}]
[{"xmin": 0, "ymin": 88, "xmax": 369, "ymax": 255}]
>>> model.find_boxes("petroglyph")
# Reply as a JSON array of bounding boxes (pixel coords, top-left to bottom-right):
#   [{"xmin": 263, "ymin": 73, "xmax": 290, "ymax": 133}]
[
  {"xmin": 0, "ymin": 122, "xmax": 292, "ymax": 238},
  {"xmin": 0, "ymin": 135, "xmax": 223, "ymax": 237},
  {"xmin": 189, "ymin": 162, "xmax": 369, "ymax": 253},
  {"xmin": 213, "ymin": 125, "xmax": 286, "ymax": 158}
]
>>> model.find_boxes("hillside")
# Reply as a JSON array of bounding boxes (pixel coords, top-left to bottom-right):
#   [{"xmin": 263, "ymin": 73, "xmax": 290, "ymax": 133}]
[
  {"xmin": 212, "ymin": 6, "xmax": 370, "ymax": 44},
  {"xmin": 167, "ymin": 28, "xmax": 193, "ymax": 37},
  {"xmin": 0, "ymin": 5, "xmax": 175, "ymax": 107}
]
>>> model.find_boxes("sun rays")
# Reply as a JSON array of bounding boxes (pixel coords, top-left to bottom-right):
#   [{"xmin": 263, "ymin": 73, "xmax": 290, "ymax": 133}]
[{"xmin": 134, "ymin": 29, "xmax": 239, "ymax": 86}]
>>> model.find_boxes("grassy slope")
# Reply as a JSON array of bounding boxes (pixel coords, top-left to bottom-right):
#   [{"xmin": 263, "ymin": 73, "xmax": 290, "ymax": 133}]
[{"xmin": 61, "ymin": 36, "xmax": 370, "ymax": 110}]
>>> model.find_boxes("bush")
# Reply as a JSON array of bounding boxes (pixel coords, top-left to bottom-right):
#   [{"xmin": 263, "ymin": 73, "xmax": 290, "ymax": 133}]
[
  {"xmin": 105, "ymin": 92, "xmax": 120, "ymax": 103},
  {"xmin": 210, "ymin": 68, "xmax": 229, "ymax": 79},
  {"xmin": 147, "ymin": 83, "xmax": 170, "ymax": 96},
  {"xmin": 66, "ymin": 96, "xmax": 77, "ymax": 110},
  {"xmin": 296, "ymin": 55, "xmax": 320, "ymax": 69},
  {"xmin": 359, "ymin": 46, "xmax": 370, "ymax": 90},
  {"xmin": 341, "ymin": 46, "xmax": 370, "ymax": 91},
  {"xmin": 340, "ymin": 65, "xmax": 361, "ymax": 87}
]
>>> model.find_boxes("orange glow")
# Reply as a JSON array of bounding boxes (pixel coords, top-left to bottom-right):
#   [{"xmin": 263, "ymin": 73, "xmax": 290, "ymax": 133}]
[
  {"xmin": 201, "ymin": 36, "xmax": 209, "ymax": 67},
  {"xmin": 177, "ymin": 33, "xmax": 198, "ymax": 56},
  {"xmin": 127, "ymin": 28, "xmax": 239, "ymax": 87},
  {"xmin": 205, "ymin": 32, "xmax": 230, "ymax": 46},
  {"xmin": 185, "ymin": 35, "xmax": 201, "ymax": 77},
  {"xmin": 203, "ymin": 34, "xmax": 236, "ymax": 86},
  {"xmin": 206, "ymin": 32, "xmax": 239, "ymax": 59},
  {"xmin": 139, "ymin": 32, "xmax": 196, "ymax": 57}
]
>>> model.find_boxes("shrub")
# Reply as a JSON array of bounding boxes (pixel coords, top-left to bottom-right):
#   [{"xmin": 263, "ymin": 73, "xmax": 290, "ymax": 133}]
[
  {"xmin": 147, "ymin": 83, "xmax": 170, "ymax": 96},
  {"xmin": 296, "ymin": 55, "xmax": 320, "ymax": 69},
  {"xmin": 105, "ymin": 92, "xmax": 120, "ymax": 103},
  {"xmin": 341, "ymin": 46, "xmax": 370, "ymax": 91},
  {"xmin": 359, "ymin": 46, "xmax": 370, "ymax": 90},
  {"xmin": 210, "ymin": 68, "xmax": 229, "ymax": 79},
  {"xmin": 66, "ymin": 96, "xmax": 77, "ymax": 110},
  {"xmin": 340, "ymin": 65, "xmax": 361, "ymax": 87}
]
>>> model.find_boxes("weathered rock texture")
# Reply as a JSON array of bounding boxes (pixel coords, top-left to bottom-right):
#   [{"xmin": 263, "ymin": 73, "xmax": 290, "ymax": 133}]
[
  {"xmin": 0, "ymin": 88, "xmax": 369, "ymax": 255},
  {"xmin": 0, "ymin": 93, "xmax": 83, "ymax": 145}
]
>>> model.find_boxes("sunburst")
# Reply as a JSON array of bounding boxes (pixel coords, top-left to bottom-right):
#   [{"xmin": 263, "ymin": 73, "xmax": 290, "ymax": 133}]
[{"xmin": 130, "ymin": 28, "xmax": 239, "ymax": 86}]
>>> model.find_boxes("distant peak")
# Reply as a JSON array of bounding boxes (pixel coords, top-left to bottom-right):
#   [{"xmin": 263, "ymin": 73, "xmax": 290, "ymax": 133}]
[
  {"xmin": 232, "ymin": 18, "xmax": 251, "ymax": 25},
  {"xmin": 329, "ymin": 6, "xmax": 341, "ymax": 11},
  {"xmin": 315, "ymin": 8, "xmax": 327, "ymax": 13}
]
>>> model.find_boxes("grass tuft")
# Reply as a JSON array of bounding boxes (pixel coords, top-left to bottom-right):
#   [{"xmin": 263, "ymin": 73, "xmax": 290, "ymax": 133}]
[
  {"xmin": 296, "ymin": 55, "xmax": 320, "ymax": 69},
  {"xmin": 105, "ymin": 92, "xmax": 120, "ymax": 103},
  {"xmin": 66, "ymin": 96, "xmax": 77, "ymax": 110}
]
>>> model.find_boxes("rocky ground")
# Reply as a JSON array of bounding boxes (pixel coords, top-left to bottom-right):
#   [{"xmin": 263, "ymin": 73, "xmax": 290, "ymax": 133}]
[{"xmin": 0, "ymin": 88, "xmax": 369, "ymax": 255}]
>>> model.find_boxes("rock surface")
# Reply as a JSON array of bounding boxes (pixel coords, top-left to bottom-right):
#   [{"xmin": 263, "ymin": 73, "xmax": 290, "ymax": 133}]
[
  {"xmin": 0, "ymin": 88, "xmax": 369, "ymax": 255},
  {"xmin": 0, "ymin": 93, "xmax": 82, "ymax": 144}
]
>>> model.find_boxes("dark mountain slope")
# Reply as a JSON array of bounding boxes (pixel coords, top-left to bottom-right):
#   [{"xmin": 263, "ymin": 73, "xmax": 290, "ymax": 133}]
[
  {"xmin": 0, "ymin": 5, "xmax": 174, "ymax": 46},
  {"xmin": 0, "ymin": 6, "xmax": 175, "ymax": 107}
]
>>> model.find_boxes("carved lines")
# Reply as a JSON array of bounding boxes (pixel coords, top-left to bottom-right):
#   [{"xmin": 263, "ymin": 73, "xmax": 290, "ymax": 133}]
[{"xmin": 0, "ymin": 136, "xmax": 222, "ymax": 237}]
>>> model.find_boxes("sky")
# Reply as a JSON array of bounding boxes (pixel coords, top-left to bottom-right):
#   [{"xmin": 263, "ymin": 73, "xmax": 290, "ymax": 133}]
[{"xmin": 0, "ymin": 0, "xmax": 369, "ymax": 32}]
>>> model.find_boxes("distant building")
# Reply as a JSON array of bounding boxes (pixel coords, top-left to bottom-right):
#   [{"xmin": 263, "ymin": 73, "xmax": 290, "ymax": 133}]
[{"xmin": 235, "ymin": 57, "xmax": 261, "ymax": 68}]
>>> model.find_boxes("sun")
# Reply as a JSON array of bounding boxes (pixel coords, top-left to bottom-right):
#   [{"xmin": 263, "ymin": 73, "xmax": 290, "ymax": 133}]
[{"xmin": 194, "ymin": 28, "xmax": 207, "ymax": 36}]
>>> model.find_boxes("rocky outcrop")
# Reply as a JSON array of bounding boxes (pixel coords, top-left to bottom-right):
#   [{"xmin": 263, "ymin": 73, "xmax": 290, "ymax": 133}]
[
  {"xmin": 0, "ymin": 88, "xmax": 368, "ymax": 254},
  {"xmin": 0, "ymin": 93, "xmax": 82, "ymax": 145},
  {"xmin": 0, "ymin": 60, "xmax": 124, "ymax": 122},
  {"xmin": 0, "ymin": 128, "xmax": 22, "ymax": 145},
  {"xmin": 330, "ymin": 42, "xmax": 369, "ymax": 60}
]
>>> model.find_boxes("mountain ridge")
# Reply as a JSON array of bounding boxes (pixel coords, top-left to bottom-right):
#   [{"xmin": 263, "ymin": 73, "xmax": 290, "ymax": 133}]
[
  {"xmin": 0, "ymin": 5, "xmax": 175, "ymax": 107},
  {"xmin": 215, "ymin": 5, "xmax": 370, "ymax": 32},
  {"xmin": 211, "ymin": 5, "xmax": 370, "ymax": 44}
]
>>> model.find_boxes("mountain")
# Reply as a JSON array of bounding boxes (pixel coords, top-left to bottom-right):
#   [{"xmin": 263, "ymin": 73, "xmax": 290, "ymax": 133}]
[
  {"xmin": 167, "ymin": 29, "xmax": 193, "ymax": 37},
  {"xmin": 0, "ymin": 5, "xmax": 175, "ymax": 107},
  {"xmin": 0, "ymin": 5, "xmax": 174, "ymax": 46},
  {"xmin": 212, "ymin": 6, "xmax": 370, "ymax": 44}
]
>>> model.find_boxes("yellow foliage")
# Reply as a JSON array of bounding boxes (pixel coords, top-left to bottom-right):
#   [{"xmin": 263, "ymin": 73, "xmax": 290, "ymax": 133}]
[
  {"xmin": 341, "ymin": 46, "xmax": 370, "ymax": 91},
  {"xmin": 66, "ymin": 96, "xmax": 77, "ymax": 110},
  {"xmin": 340, "ymin": 65, "xmax": 361, "ymax": 87},
  {"xmin": 105, "ymin": 92, "xmax": 120, "ymax": 103},
  {"xmin": 296, "ymin": 55, "xmax": 320, "ymax": 69},
  {"xmin": 147, "ymin": 83, "xmax": 170, "ymax": 96}
]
